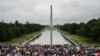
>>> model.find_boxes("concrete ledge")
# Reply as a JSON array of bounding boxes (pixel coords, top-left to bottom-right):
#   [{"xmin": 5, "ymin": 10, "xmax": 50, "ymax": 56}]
[
  {"xmin": 61, "ymin": 33, "xmax": 78, "ymax": 46},
  {"xmin": 22, "ymin": 33, "xmax": 41, "ymax": 45}
]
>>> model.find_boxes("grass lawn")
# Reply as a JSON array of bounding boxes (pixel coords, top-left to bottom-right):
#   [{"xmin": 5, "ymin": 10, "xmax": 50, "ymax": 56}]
[
  {"xmin": 4, "ymin": 31, "xmax": 40, "ymax": 44},
  {"xmin": 62, "ymin": 31, "xmax": 100, "ymax": 46}
]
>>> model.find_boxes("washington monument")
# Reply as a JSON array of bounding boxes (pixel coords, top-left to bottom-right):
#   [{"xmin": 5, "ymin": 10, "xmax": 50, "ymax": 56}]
[{"xmin": 50, "ymin": 5, "xmax": 53, "ymax": 46}]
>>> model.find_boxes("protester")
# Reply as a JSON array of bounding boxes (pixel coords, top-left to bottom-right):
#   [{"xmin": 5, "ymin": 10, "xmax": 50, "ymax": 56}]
[{"xmin": 0, "ymin": 43, "xmax": 100, "ymax": 56}]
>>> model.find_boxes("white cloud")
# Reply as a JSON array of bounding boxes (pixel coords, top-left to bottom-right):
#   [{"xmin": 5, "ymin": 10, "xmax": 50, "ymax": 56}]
[{"xmin": 0, "ymin": 0, "xmax": 100, "ymax": 25}]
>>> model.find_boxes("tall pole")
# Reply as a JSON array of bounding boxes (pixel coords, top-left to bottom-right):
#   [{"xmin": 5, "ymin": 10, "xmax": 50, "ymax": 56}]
[{"xmin": 50, "ymin": 5, "xmax": 53, "ymax": 46}]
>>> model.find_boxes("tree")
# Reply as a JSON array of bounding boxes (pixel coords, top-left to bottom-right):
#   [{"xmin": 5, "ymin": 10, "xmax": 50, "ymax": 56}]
[
  {"xmin": 91, "ymin": 19, "xmax": 100, "ymax": 42},
  {"xmin": 0, "ymin": 20, "xmax": 44, "ymax": 42},
  {"xmin": 60, "ymin": 18, "xmax": 100, "ymax": 42}
]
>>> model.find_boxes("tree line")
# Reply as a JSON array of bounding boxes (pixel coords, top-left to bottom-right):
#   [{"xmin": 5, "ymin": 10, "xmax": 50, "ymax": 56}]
[
  {"xmin": 60, "ymin": 18, "xmax": 100, "ymax": 42},
  {"xmin": 0, "ymin": 20, "xmax": 44, "ymax": 42}
]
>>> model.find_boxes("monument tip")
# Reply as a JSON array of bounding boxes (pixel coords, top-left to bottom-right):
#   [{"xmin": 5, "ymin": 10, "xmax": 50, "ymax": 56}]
[{"xmin": 50, "ymin": 4, "xmax": 52, "ymax": 7}]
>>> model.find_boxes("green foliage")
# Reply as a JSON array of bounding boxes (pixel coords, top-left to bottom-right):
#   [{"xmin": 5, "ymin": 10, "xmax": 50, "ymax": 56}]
[
  {"xmin": 60, "ymin": 18, "xmax": 100, "ymax": 42},
  {"xmin": 0, "ymin": 20, "xmax": 44, "ymax": 42}
]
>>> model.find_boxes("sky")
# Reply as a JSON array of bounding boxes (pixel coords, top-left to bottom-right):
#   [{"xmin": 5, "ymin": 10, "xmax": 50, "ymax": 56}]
[{"xmin": 0, "ymin": 0, "xmax": 100, "ymax": 25}]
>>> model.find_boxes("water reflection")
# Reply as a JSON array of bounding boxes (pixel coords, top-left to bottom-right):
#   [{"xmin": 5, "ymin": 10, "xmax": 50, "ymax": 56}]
[{"xmin": 30, "ymin": 30, "xmax": 71, "ymax": 45}]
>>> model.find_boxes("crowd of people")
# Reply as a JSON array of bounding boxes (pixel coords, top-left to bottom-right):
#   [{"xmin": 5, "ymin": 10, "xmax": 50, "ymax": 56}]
[{"xmin": 0, "ymin": 43, "xmax": 100, "ymax": 56}]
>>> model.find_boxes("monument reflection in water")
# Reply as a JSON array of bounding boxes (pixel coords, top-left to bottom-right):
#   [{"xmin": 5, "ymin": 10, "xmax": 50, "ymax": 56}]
[{"xmin": 30, "ymin": 30, "xmax": 71, "ymax": 45}]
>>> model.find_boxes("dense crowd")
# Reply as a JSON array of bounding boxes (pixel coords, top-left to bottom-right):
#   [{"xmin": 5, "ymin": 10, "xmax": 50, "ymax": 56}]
[{"xmin": 0, "ymin": 43, "xmax": 100, "ymax": 56}]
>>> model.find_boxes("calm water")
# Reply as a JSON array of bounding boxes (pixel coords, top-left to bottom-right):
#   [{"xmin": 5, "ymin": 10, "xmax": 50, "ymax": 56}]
[{"xmin": 30, "ymin": 30, "xmax": 71, "ymax": 45}]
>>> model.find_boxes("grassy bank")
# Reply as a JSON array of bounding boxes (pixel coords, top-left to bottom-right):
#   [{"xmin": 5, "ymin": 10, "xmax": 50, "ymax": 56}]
[
  {"xmin": 4, "ymin": 31, "xmax": 40, "ymax": 44},
  {"xmin": 62, "ymin": 31, "xmax": 100, "ymax": 46}
]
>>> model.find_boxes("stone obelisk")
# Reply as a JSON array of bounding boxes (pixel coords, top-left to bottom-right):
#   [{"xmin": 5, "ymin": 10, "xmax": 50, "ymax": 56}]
[{"xmin": 50, "ymin": 5, "xmax": 53, "ymax": 46}]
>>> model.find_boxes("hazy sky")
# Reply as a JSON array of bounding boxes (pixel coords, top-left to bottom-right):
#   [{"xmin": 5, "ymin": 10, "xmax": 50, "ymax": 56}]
[{"xmin": 0, "ymin": 0, "xmax": 100, "ymax": 25}]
